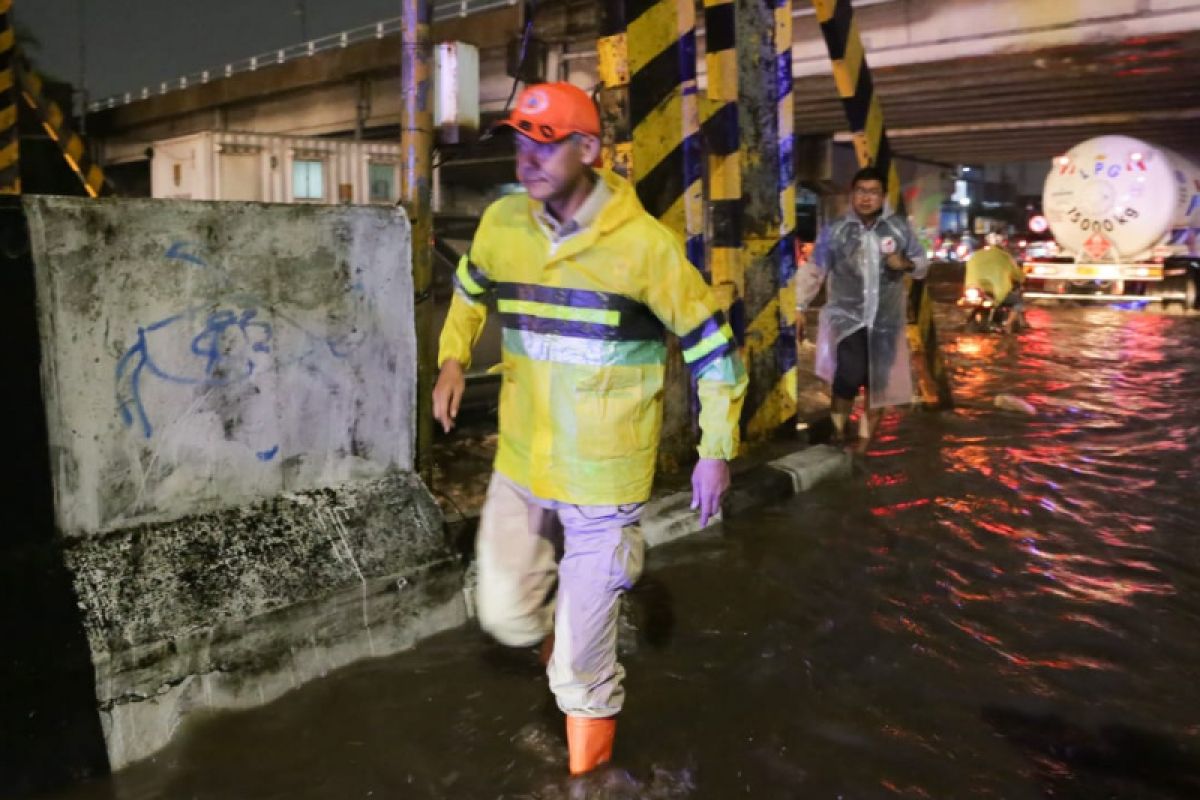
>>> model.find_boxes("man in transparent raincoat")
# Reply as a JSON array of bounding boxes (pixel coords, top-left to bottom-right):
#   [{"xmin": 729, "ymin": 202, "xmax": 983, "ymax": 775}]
[
  {"xmin": 432, "ymin": 83, "xmax": 747, "ymax": 776},
  {"xmin": 795, "ymin": 166, "xmax": 929, "ymax": 444}
]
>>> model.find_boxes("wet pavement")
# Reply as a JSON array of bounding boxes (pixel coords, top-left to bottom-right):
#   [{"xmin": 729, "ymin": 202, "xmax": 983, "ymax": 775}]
[{"xmin": 33, "ymin": 290, "xmax": 1200, "ymax": 799}]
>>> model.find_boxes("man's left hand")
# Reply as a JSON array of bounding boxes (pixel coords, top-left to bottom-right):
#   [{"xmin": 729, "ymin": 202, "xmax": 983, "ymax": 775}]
[{"xmin": 691, "ymin": 458, "xmax": 731, "ymax": 527}]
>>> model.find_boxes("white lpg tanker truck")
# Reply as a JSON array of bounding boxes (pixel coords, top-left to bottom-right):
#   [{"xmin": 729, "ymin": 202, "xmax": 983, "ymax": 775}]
[{"xmin": 1026, "ymin": 134, "xmax": 1200, "ymax": 308}]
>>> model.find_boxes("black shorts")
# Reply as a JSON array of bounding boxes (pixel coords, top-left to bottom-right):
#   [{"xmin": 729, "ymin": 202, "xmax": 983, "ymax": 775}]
[{"xmin": 832, "ymin": 327, "xmax": 869, "ymax": 400}]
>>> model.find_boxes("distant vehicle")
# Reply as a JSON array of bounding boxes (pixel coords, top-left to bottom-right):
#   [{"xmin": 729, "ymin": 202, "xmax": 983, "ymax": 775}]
[
  {"xmin": 1014, "ymin": 236, "xmax": 1058, "ymax": 261},
  {"xmin": 932, "ymin": 232, "xmax": 978, "ymax": 263},
  {"xmin": 1027, "ymin": 134, "xmax": 1200, "ymax": 308}
]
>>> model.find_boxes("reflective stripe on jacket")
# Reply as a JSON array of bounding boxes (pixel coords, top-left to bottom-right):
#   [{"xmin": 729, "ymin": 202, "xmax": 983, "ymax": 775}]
[{"xmin": 438, "ymin": 169, "xmax": 747, "ymax": 505}]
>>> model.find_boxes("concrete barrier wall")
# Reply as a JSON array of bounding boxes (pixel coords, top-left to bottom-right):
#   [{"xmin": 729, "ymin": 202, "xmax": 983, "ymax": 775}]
[{"xmin": 25, "ymin": 197, "xmax": 465, "ymax": 768}]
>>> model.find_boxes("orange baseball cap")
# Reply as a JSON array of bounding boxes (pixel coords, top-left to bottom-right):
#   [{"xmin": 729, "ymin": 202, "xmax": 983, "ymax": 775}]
[{"xmin": 491, "ymin": 82, "xmax": 601, "ymax": 143}]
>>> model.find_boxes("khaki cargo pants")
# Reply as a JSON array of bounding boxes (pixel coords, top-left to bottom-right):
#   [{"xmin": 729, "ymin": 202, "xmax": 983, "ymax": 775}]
[{"xmin": 475, "ymin": 472, "xmax": 645, "ymax": 718}]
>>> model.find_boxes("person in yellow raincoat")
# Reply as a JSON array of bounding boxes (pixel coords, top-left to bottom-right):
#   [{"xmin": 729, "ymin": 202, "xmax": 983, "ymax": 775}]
[
  {"xmin": 964, "ymin": 231, "xmax": 1027, "ymax": 332},
  {"xmin": 432, "ymin": 82, "xmax": 747, "ymax": 776}
]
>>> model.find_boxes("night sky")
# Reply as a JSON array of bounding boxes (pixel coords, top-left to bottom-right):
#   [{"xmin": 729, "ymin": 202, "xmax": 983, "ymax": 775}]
[{"xmin": 17, "ymin": 0, "xmax": 404, "ymax": 104}]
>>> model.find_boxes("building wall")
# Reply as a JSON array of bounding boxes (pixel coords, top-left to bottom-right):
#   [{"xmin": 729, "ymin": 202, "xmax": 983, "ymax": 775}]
[{"xmin": 151, "ymin": 131, "xmax": 403, "ymax": 204}]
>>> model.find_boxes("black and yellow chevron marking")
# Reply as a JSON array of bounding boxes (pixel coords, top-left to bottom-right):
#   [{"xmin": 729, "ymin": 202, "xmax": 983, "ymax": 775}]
[
  {"xmin": 813, "ymin": 0, "xmax": 900, "ymax": 211},
  {"xmin": 17, "ymin": 55, "xmax": 107, "ymax": 197},
  {"xmin": 599, "ymin": 0, "xmax": 710, "ymax": 470},
  {"xmin": 729, "ymin": 0, "xmax": 796, "ymax": 441},
  {"xmin": 756, "ymin": 0, "xmax": 799, "ymax": 435},
  {"xmin": 624, "ymin": 0, "xmax": 704, "ymax": 275},
  {"xmin": 0, "ymin": 0, "xmax": 20, "ymax": 195},
  {"xmin": 811, "ymin": 0, "xmax": 951, "ymax": 409},
  {"xmin": 598, "ymin": 0, "xmax": 633, "ymax": 177},
  {"xmin": 701, "ymin": 0, "xmax": 740, "ymax": 330}
]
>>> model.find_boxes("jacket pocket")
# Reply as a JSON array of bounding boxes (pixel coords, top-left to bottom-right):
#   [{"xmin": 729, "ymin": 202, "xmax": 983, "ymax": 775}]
[{"xmin": 573, "ymin": 368, "xmax": 654, "ymax": 460}]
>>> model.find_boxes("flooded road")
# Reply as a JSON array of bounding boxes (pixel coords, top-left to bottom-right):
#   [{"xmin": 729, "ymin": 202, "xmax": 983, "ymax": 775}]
[{"xmin": 43, "ymin": 300, "xmax": 1200, "ymax": 799}]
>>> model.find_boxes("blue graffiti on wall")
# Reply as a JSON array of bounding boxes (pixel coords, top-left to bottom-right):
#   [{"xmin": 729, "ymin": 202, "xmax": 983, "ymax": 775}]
[
  {"xmin": 115, "ymin": 301, "xmax": 365, "ymax": 439},
  {"xmin": 115, "ymin": 242, "xmax": 372, "ymax": 440},
  {"xmin": 166, "ymin": 241, "xmax": 209, "ymax": 268},
  {"xmin": 115, "ymin": 306, "xmax": 275, "ymax": 438}
]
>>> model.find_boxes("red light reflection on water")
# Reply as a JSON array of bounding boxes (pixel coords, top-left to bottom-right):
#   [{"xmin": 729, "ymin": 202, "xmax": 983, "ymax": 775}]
[
  {"xmin": 930, "ymin": 306, "xmax": 1184, "ymax": 632},
  {"xmin": 1115, "ymin": 65, "xmax": 1174, "ymax": 77},
  {"xmin": 1002, "ymin": 653, "xmax": 1118, "ymax": 671},
  {"xmin": 870, "ymin": 498, "xmax": 931, "ymax": 517},
  {"xmin": 866, "ymin": 472, "xmax": 908, "ymax": 488},
  {"xmin": 880, "ymin": 779, "xmax": 932, "ymax": 798}
]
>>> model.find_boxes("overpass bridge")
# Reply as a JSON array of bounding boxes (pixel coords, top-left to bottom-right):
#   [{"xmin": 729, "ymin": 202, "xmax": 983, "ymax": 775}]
[{"xmin": 88, "ymin": 0, "xmax": 1200, "ymax": 171}]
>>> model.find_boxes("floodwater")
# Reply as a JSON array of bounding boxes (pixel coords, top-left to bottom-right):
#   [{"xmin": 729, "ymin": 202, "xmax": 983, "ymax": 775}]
[{"xmin": 38, "ymin": 298, "xmax": 1200, "ymax": 799}]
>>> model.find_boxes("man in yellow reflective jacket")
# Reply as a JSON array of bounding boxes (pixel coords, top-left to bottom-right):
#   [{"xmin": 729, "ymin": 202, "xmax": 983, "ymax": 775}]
[{"xmin": 433, "ymin": 82, "xmax": 747, "ymax": 776}]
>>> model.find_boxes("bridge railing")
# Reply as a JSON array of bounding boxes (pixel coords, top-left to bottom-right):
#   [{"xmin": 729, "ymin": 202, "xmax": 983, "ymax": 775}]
[{"xmin": 88, "ymin": 0, "xmax": 519, "ymax": 113}]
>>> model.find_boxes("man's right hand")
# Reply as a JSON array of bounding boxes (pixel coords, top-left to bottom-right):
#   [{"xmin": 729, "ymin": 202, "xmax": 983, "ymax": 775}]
[{"xmin": 432, "ymin": 360, "xmax": 466, "ymax": 433}]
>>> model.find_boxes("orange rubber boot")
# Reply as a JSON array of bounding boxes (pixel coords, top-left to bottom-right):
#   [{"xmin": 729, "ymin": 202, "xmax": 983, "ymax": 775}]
[{"xmin": 566, "ymin": 715, "xmax": 616, "ymax": 775}]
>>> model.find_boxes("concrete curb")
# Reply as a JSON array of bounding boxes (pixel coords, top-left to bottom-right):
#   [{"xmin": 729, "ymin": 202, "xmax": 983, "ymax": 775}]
[{"xmin": 640, "ymin": 444, "xmax": 852, "ymax": 548}]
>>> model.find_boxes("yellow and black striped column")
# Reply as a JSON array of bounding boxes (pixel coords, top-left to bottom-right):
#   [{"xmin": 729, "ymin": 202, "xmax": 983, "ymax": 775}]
[
  {"xmin": 0, "ymin": 0, "xmax": 20, "ymax": 195},
  {"xmin": 812, "ymin": 0, "xmax": 952, "ymax": 409},
  {"xmin": 598, "ymin": 0, "xmax": 708, "ymax": 469},
  {"xmin": 621, "ymin": 0, "xmax": 704, "ymax": 269},
  {"xmin": 737, "ymin": 0, "xmax": 798, "ymax": 441},
  {"xmin": 700, "ymin": 0, "xmax": 741, "ymax": 331},
  {"xmin": 16, "ymin": 54, "xmax": 107, "ymax": 197},
  {"xmin": 813, "ymin": 0, "xmax": 901, "ymax": 211},
  {"xmin": 597, "ymin": 1, "xmax": 633, "ymax": 177}
]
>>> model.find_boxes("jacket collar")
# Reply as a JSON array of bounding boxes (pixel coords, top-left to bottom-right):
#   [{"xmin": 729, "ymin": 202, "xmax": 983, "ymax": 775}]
[{"xmin": 527, "ymin": 169, "xmax": 646, "ymax": 264}]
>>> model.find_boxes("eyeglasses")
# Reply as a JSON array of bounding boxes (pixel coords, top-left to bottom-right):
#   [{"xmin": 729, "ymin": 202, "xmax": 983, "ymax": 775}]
[{"xmin": 852, "ymin": 187, "xmax": 884, "ymax": 197}]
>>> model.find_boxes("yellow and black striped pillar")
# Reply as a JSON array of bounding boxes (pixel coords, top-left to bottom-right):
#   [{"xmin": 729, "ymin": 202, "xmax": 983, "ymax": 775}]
[
  {"xmin": 597, "ymin": 0, "xmax": 633, "ymax": 177},
  {"xmin": 812, "ymin": 0, "xmax": 952, "ymax": 409},
  {"xmin": 0, "ymin": 0, "xmax": 20, "ymax": 195},
  {"xmin": 700, "ymin": 0, "xmax": 741, "ymax": 331},
  {"xmin": 16, "ymin": 54, "xmax": 107, "ymax": 197},
  {"xmin": 737, "ymin": 0, "xmax": 798, "ymax": 441},
  {"xmin": 621, "ymin": 0, "xmax": 704, "ymax": 264},
  {"xmin": 597, "ymin": 0, "xmax": 708, "ymax": 469}
]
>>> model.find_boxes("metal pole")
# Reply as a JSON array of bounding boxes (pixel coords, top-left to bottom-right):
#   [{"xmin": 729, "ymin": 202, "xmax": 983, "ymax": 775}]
[{"xmin": 400, "ymin": 0, "xmax": 435, "ymax": 476}]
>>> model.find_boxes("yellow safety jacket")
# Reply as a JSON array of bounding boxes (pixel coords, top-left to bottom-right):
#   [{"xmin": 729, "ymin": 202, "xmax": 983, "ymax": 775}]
[
  {"xmin": 438, "ymin": 169, "xmax": 747, "ymax": 505},
  {"xmin": 965, "ymin": 247, "xmax": 1025, "ymax": 306}
]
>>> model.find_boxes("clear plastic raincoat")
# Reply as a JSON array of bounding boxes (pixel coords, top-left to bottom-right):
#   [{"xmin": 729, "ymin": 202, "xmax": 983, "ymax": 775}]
[
  {"xmin": 438, "ymin": 169, "xmax": 747, "ymax": 506},
  {"xmin": 796, "ymin": 211, "xmax": 929, "ymax": 409}
]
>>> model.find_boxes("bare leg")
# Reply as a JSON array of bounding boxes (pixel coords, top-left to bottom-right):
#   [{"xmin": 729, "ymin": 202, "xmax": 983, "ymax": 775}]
[
  {"xmin": 858, "ymin": 407, "xmax": 883, "ymax": 442},
  {"xmin": 831, "ymin": 396, "xmax": 854, "ymax": 442}
]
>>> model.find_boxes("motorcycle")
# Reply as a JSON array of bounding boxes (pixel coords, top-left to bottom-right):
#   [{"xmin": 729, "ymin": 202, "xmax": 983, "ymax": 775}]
[{"xmin": 958, "ymin": 286, "xmax": 1023, "ymax": 333}]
